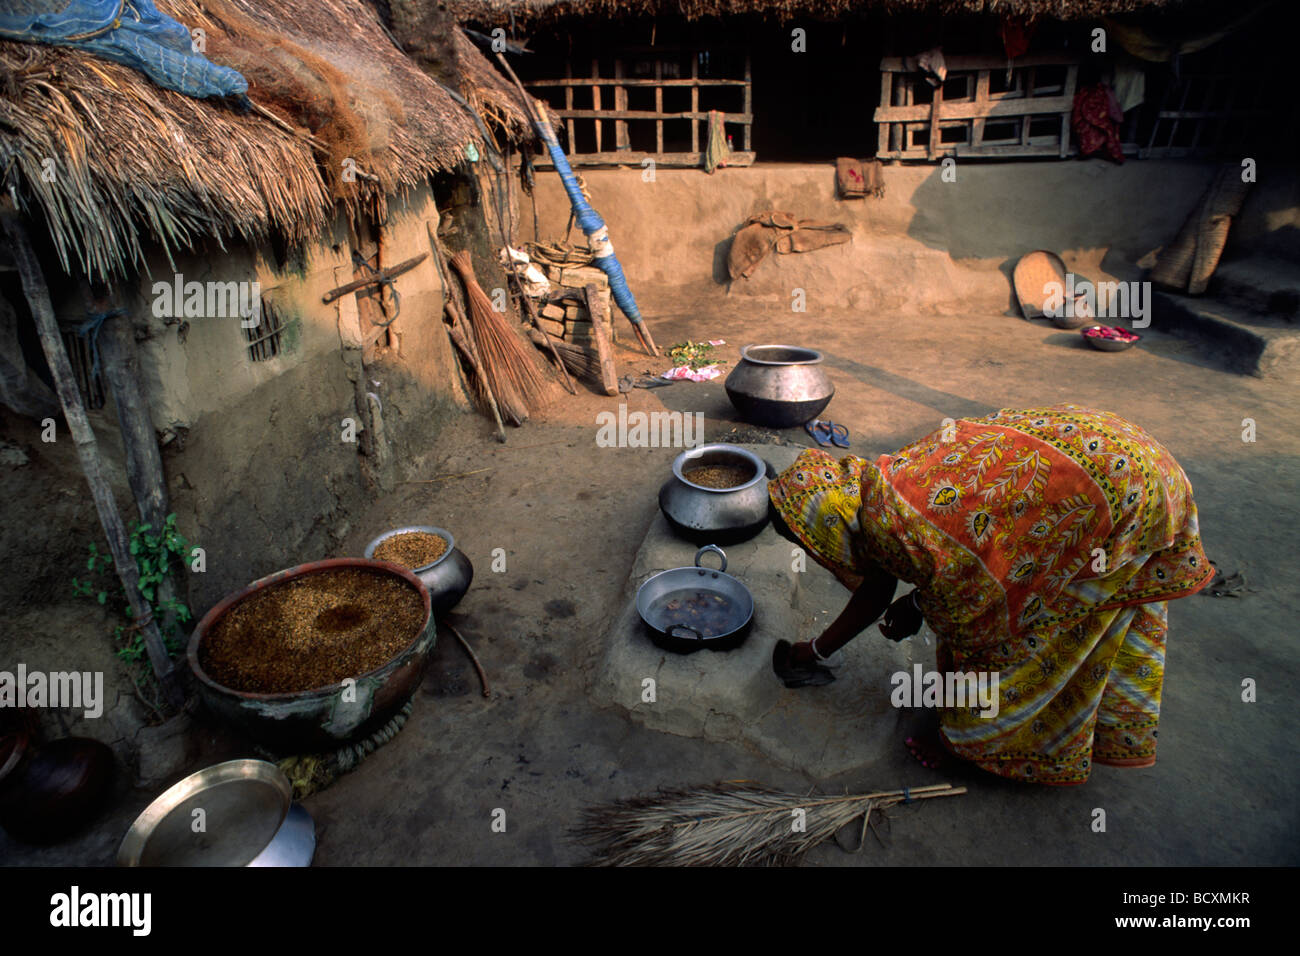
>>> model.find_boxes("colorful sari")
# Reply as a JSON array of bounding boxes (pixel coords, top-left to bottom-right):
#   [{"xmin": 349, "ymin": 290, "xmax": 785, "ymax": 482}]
[{"xmin": 768, "ymin": 405, "xmax": 1213, "ymax": 785}]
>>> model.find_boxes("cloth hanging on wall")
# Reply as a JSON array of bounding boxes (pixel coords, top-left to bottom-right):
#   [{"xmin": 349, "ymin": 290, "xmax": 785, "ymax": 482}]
[
  {"xmin": 727, "ymin": 212, "xmax": 852, "ymax": 281},
  {"xmin": 835, "ymin": 158, "xmax": 885, "ymax": 200},
  {"xmin": 704, "ymin": 110, "xmax": 732, "ymax": 174},
  {"xmin": 1071, "ymin": 83, "xmax": 1125, "ymax": 163}
]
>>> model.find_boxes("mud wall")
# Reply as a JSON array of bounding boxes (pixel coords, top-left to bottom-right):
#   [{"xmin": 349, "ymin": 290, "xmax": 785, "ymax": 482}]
[
  {"xmin": 128, "ymin": 183, "xmax": 469, "ymax": 611},
  {"xmin": 522, "ymin": 159, "xmax": 1228, "ymax": 315}
]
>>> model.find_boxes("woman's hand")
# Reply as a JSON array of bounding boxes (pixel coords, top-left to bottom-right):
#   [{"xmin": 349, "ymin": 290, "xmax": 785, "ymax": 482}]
[
  {"xmin": 786, "ymin": 640, "xmax": 819, "ymax": 668},
  {"xmin": 879, "ymin": 591, "xmax": 923, "ymax": 641}
]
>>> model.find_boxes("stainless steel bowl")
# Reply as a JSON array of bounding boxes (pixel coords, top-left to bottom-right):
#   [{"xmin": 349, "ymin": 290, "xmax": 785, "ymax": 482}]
[
  {"xmin": 364, "ymin": 525, "xmax": 474, "ymax": 615},
  {"xmin": 724, "ymin": 344, "xmax": 834, "ymax": 428},
  {"xmin": 1081, "ymin": 327, "xmax": 1141, "ymax": 352},
  {"xmin": 118, "ymin": 759, "xmax": 315, "ymax": 867},
  {"xmin": 658, "ymin": 444, "xmax": 774, "ymax": 543}
]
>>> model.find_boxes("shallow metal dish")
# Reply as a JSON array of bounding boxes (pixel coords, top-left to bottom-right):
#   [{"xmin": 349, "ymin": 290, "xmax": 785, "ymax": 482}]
[
  {"xmin": 118, "ymin": 759, "xmax": 315, "ymax": 867},
  {"xmin": 1081, "ymin": 326, "xmax": 1141, "ymax": 351}
]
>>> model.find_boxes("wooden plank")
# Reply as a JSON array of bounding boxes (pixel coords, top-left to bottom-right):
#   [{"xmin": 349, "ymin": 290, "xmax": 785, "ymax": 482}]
[
  {"xmin": 530, "ymin": 77, "xmax": 750, "ymax": 88},
  {"xmin": 971, "ymin": 69, "xmax": 989, "ymax": 149},
  {"xmin": 592, "ymin": 58, "xmax": 602, "ymax": 153},
  {"xmin": 553, "ymin": 109, "xmax": 753, "ymax": 122},
  {"xmin": 655, "ymin": 61, "xmax": 664, "ymax": 154},
  {"xmin": 1060, "ymin": 64, "xmax": 1077, "ymax": 159},
  {"xmin": 585, "ymin": 284, "xmax": 619, "ymax": 397},
  {"xmin": 878, "ymin": 69, "xmax": 893, "ymax": 155},
  {"xmin": 873, "ymin": 93, "xmax": 1074, "ymax": 123},
  {"xmin": 690, "ymin": 54, "xmax": 699, "ymax": 154},
  {"xmin": 743, "ymin": 54, "xmax": 752, "ymax": 152},
  {"xmin": 880, "ymin": 52, "xmax": 1079, "ymax": 72},
  {"xmin": 927, "ymin": 83, "xmax": 942, "ymax": 160},
  {"xmin": 564, "ymin": 62, "xmax": 575, "ymax": 150},
  {"xmin": 889, "ymin": 142, "xmax": 1069, "ymax": 160},
  {"xmin": 614, "ymin": 59, "xmax": 628, "ymax": 151},
  {"xmin": 535, "ymin": 150, "xmax": 756, "ymax": 167}
]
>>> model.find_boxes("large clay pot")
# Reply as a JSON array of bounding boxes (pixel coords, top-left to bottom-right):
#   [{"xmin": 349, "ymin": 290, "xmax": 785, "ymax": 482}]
[
  {"xmin": 658, "ymin": 444, "xmax": 776, "ymax": 544},
  {"xmin": 724, "ymin": 344, "xmax": 834, "ymax": 428},
  {"xmin": 188, "ymin": 558, "xmax": 436, "ymax": 754},
  {"xmin": 0, "ymin": 732, "xmax": 114, "ymax": 844},
  {"xmin": 363, "ymin": 526, "xmax": 473, "ymax": 616}
]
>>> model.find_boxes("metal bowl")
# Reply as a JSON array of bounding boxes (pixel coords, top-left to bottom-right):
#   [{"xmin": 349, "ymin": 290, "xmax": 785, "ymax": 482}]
[
  {"xmin": 118, "ymin": 759, "xmax": 315, "ymax": 867},
  {"xmin": 188, "ymin": 558, "xmax": 435, "ymax": 754},
  {"xmin": 659, "ymin": 444, "xmax": 775, "ymax": 543},
  {"xmin": 364, "ymin": 525, "xmax": 474, "ymax": 615},
  {"xmin": 1081, "ymin": 327, "xmax": 1141, "ymax": 351},
  {"xmin": 724, "ymin": 344, "xmax": 834, "ymax": 428}
]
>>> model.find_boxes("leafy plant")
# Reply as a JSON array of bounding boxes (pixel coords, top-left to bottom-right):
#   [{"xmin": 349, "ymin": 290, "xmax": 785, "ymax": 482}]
[
  {"xmin": 72, "ymin": 513, "xmax": 194, "ymax": 667},
  {"xmin": 668, "ymin": 340, "xmax": 725, "ymax": 371}
]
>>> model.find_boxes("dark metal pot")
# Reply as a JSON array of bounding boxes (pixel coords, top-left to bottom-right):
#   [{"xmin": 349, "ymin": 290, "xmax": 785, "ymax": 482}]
[
  {"xmin": 188, "ymin": 558, "xmax": 436, "ymax": 755},
  {"xmin": 724, "ymin": 344, "xmax": 834, "ymax": 428},
  {"xmin": 0, "ymin": 732, "xmax": 114, "ymax": 845},
  {"xmin": 636, "ymin": 545, "xmax": 755, "ymax": 654},
  {"xmin": 658, "ymin": 444, "xmax": 776, "ymax": 544},
  {"xmin": 363, "ymin": 525, "xmax": 473, "ymax": 616}
]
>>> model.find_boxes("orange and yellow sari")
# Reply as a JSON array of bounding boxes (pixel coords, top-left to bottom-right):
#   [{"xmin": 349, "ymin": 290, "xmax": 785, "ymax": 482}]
[{"xmin": 769, "ymin": 405, "xmax": 1214, "ymax": 785}]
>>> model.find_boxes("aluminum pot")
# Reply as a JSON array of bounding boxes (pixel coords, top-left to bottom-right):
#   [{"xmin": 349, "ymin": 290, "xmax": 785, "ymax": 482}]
[
  {"xmin": 118, "ymin": 759, "xmax": 315, "ymax": 867},
  {"xmin": 364, "ymin": 525, "xmax": 473, "ymax": 615},
  {"xmin": 659, "ymin": 444, "xmax": 776, "ymax": 544},
  {"xmin": 188, "ymin": 558, "xmax": 435, "ymax": 754},
  {"xmin": 0, "ymin": 732, "xmax": 113, "ymax": 845},
  {"xmin": 636, "ymin": 545, "xmax": 755, "ymax": 654},
  {"xmin": 724, "ymin": 344, "xmax": 834, "ymax": 428}
]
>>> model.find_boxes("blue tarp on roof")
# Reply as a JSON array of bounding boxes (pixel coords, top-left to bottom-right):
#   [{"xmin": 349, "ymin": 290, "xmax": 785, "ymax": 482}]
[{"xmin": 0, "ymin": 0, "xmax": 247, "ymax": 99}]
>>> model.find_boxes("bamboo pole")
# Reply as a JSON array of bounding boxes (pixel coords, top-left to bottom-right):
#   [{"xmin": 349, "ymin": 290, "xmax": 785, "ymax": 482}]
[{"xmin": 2, "ymin": 205, "xmax": 183, "ymax": 708}]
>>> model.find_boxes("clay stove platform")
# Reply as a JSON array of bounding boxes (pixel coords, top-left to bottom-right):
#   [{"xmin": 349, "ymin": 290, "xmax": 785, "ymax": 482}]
[{"xmin": 591, "ymin": 444, "xmax": 921, "ymax": 778}]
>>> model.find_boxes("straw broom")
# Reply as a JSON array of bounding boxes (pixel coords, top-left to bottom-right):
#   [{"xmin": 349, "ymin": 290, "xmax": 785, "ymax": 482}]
[
  {"xmin": 574, "ymin": 782, "xmax": 966, "ymax": 867},
  {"xmin": 450, "ymin": 250, "xmax": 554, "ymax": 425}
]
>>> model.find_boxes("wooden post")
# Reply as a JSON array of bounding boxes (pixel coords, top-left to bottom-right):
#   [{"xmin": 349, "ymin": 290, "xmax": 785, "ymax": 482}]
[
  {"xmin": 655, "ymin": 61, "xmax": 664, "ymax": 155},
  {"xmin": 690, "ymin": 54, "xmax": 700, "ymax": 154},
  {"xmin": 743, "ymin": 54, "xmax": 752, "ymax": 152},
  {"xmin": 592, "ymin": 58, "xmax": 602, "ymax": 154},
  {"xmin": 1, "ymin": 205, "xmax": 184, "ymax": 709},
  {"xmin": 98, "ymin": 305, "xmax": 185, "ymax": 641},
  {"xmin": 564, "ymin": 62, "xmax": 576, "ymax": 150},
  {"xmin": 614, "ymin": 59, "xmax": 628, "ymax": 152}
]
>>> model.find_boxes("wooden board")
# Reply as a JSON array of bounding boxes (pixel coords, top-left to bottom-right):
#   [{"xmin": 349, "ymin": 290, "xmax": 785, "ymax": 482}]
[{"xmin": 585, "ymin": 283, "xmax": 619, "ymax": 397}]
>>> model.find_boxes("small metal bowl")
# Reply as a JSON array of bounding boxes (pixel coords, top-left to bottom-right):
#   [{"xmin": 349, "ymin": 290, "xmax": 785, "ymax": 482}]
[
  {"xmin": 1081, "ymin": 326, "xmax": 1141, "ymax": 352},
  {"xmin": 118, "ymin": 759, "xmax": 315, "ymax": 867}
]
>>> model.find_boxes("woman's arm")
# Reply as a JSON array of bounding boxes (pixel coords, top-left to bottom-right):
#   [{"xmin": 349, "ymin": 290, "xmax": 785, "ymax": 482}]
[{"xmin": 789, "ymin": 562, "xmax": 898, "ymax": 666}]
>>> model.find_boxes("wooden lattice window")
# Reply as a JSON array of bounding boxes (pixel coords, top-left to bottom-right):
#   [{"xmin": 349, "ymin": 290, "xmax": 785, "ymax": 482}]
[
  {"xmin": 875, "ymin": 54, "xmax": 1080, "ymax": 160},
  {"xmin": 60, "ymin": 328, "xmax": 104, "ymax": 409},
  {"xmin": 243, "ymin": 293, "xmax": 285, "ymax": 362},
  {"xmin": 529, "ymin": 48, "xmax": 755, "ymax": 167}
]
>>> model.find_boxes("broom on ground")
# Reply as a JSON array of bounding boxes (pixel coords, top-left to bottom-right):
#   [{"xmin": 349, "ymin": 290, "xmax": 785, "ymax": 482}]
[
  {"xmin": 574, "ymin": 782, "xmax": 966, "ymax": 867},
  {"xmin": 450, "ymin": 250, "xmax": 555, "ymax": 425}
]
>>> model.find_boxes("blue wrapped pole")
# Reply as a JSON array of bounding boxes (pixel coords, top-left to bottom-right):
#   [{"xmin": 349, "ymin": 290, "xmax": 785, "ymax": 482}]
[{"xmin": 531, "ymin": 103, "xmax": 657, "ymax": 356}]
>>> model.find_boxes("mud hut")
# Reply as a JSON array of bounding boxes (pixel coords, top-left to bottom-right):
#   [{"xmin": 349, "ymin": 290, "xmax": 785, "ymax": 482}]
[{"xmin": 0, "ymin": 0, "xmax": 533, "ymax": 740}]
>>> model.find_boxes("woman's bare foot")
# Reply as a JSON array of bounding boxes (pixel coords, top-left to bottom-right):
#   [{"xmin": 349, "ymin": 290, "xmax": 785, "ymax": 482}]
[{"xmin": 904, "ymin": 732, "xmax": 948, "ymax": 770}]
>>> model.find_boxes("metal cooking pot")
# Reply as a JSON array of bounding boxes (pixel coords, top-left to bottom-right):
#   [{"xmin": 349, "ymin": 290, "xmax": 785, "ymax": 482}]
[
  {"xmin": 636, "ymin": 545, "xmax": 755, "ymax": 654},
  {"xmin": 724, "ymin": 344, "xmax": 834, "ymax": 428},
  {"xmin": 658, "ymin": 444, "xmax": 776, "ymax": 544},
  {"xmin": 364, "ymin": 525, "xmax": 474, "ymax": 616}
]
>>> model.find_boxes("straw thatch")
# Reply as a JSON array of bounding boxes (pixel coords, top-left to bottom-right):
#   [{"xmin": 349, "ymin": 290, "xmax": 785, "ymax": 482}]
[
  {"xmin": 446, "ymin": 0, "xmax": 1191, "ymax": 25},
  {"xmin": 0, "ymin": 0, "xmax": 532, "ymax": 283}
]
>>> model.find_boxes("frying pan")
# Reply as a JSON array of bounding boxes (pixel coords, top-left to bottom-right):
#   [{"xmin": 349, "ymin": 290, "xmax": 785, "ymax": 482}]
[{"xmin": 636, "ymin": 545, "xmax": 755, "ymax": 654}]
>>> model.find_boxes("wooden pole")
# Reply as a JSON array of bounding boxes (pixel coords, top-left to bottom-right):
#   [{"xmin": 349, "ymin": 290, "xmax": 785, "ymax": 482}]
[
  {"xmin": 98, "ymin": 304, "xmax": 184, "ymax": 639},
  {"xmin": 2, "ymin": 204, "xmax": 183, "ymax": 708}
]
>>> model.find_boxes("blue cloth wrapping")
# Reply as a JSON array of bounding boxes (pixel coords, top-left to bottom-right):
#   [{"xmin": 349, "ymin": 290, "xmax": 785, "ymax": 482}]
[
  {"xmin": 0, "ymin": 0, "xmax": 247, "ymax": 100},
  {"xmin": 534, "ymin": 118, "xmax": 646, "ymax": 329}
]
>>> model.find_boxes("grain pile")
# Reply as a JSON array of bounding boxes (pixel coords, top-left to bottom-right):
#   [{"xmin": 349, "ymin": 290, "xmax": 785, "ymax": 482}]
[
  {"xmin": 683, "ymin": 464, "xmax": 755, "ymax": 489},
  {"xmin": 202, "ymin": 568, "xmax": 426, "ymax": 693},
  {"xmin": 373, "ymin": 531, "xmax": 448, "ymax": 570}
]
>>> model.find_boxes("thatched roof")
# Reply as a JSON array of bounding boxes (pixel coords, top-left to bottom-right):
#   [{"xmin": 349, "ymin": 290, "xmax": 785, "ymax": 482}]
[
  {"xmin": 0, "ymin": 0, "xmax": 531, "ymax": 283},
  {"xmin": 445, "ymin": 0, "xmax": 1191, "ymax": 24}
]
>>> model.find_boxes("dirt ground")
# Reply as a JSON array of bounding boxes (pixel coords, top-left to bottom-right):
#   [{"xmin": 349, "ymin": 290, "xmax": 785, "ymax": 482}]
[{"xmin": 3, "ymin": 287, "xmax": 1297, "ymax": 867}]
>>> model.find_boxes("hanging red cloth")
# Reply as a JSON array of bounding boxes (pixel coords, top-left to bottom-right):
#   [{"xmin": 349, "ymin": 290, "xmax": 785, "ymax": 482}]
[
  {"xmin": 1000, "ymin": 15, "xmax": 1038, "ymax": 59},
  {"xmin": 1071, "ymin": 83, "xmax": 1125, "ymax": 163}
]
